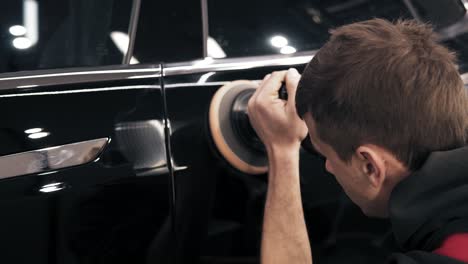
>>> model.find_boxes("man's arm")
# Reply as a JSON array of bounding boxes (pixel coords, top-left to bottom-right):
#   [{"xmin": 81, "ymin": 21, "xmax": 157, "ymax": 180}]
[
  {"xmin": 247, "ymin": 69, "xmax": 312, "ymax": 264},
  {"xmin": 262, "ymin": 145, "xmax": 312, "ymax": 263}
]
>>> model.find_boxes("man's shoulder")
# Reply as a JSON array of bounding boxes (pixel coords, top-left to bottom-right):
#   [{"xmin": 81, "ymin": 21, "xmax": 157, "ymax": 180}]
[{"xmin": 386, "ymin": 251, "xmax": 466, "ymax": 264}]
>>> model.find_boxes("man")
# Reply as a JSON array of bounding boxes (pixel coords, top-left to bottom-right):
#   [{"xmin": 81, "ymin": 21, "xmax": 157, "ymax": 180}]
[{"xmin": 247, "ymin": 19, "xmax": 468, "ymax": 263}]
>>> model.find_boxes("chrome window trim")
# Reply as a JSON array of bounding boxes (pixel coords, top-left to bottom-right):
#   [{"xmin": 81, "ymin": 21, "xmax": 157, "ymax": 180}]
[
  {"xmin": 0, "ymin": 52, "xmax": 317, "ymax": 90},
  {"xmin": 163, "ymin": 51, "xmax": 317, "ymax": 76},
  {"xmin": 1, "ymin": 50, "xmax": 466, "ymax": 90},
  {"xmin": 0, "ymin": 85, "xmax": 161, "ymax": 98},
  {"xmin": 0, "ymin": 64, "xmax": 161, "ymax": 90},
  {"xmin": 0, "ymin": 138, "xmax": 109, "ymax": 180}
]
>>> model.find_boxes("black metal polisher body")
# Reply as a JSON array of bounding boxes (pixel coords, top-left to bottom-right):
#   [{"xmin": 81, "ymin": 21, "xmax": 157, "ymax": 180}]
[{"xmin": 208, "ymin": 80, "xmax": 314, "ymax": 174}]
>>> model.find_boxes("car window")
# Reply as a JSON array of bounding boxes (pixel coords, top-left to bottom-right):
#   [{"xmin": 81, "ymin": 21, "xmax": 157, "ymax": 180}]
[
  {"xmin": 0, "ymin": 0, "xmax": 133, "ymax": 74},
  {"xmin": 131, "ymin": 0, "xmax": 205, "ymax": 64},
  {"xmin": 207, "ymin": 0, "xmax": 412, "ymax": 58}
]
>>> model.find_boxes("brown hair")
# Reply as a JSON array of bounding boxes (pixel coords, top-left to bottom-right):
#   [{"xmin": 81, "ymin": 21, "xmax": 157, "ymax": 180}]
[{"xmin": 296, "ymin": 18, "xmax": 468, "ymax": 170}]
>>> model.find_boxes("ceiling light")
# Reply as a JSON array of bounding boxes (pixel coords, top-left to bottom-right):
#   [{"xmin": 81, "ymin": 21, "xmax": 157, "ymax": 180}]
[
  {"xmin": 12, "ymin": 37, "xmax": 32, "ymax": 49},
  {"xmin": 39, "ymin": 182, "xmax": 66, "ymax": 193},
  {"xmin": 9, "ymin": 25, "xmax": 26, "ymax": 36},
  {"xmin": 23, "ymin": 0, "xmax": 38, "ymax": 46},
  {"xmin": 28, "ymin": 132, "xmax": 50, "ymax": 139},
  {"xmin": 25, "ymin": 128, "xmax": 43, "ymax": 134},
  {"xmin": 280, "ymin": 46, "xmax": 297, "ymax": 54},
  {"xmin": 270, "ymin": 36, "xmax": 288, "ymax": 48}
]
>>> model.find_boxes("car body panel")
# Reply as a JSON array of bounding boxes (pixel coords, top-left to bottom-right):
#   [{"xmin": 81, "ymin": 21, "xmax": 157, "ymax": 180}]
[{"xmin": 0, "ymin": 66, "xmax": 174, "ymax": 263}]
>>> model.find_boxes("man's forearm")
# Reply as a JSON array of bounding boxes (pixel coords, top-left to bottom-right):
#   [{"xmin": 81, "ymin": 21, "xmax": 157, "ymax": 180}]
[{"xmin": 261, "ymin": 146, "xmax": 312, "ymax": 264}]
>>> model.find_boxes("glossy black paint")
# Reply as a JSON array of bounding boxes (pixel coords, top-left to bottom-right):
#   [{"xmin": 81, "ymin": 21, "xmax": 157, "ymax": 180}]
[
  {"xmin": 163, "ymin": 65, "xmax": 392, "ymax": 263},
  {"xmin": 0, "ymin": 72, "xmax": 174, "ymax": 263}
]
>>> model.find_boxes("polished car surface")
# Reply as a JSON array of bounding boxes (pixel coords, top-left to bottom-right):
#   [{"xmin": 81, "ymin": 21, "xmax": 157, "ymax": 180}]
[{"xmin": 0, "ymin": 0, "xmax": 466, "ymax": 263}]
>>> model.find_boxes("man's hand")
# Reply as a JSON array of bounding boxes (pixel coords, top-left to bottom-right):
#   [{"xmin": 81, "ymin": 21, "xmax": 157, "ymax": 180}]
[
  {"xmin": 247, "ymin": 68, "xmax": 308, "ymax": 153},
  {"xmin": 248, "ymin": 68, "xmax": 313, "ymax": 264}
]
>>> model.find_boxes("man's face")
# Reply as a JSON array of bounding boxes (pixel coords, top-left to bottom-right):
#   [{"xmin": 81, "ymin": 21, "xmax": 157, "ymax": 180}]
[{"xmin": 303, "ymin": 113, "xmax": 388, "ymax": 217}]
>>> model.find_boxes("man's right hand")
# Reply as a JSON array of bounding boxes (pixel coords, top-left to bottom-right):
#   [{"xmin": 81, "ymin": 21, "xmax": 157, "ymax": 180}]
[{"xmin": 247, "ymin": 68, "xmax": 308, "ymax": 154}]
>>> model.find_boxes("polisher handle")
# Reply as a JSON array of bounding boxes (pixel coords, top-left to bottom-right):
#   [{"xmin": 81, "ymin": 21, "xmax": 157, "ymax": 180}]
[{"xmin": 278, "ymin": 84, "xmax": 288, "ymax": 100}]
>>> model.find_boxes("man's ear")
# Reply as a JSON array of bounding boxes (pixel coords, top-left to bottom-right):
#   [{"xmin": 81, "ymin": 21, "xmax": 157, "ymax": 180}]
[{"xmin": 355, "ymin": 145, "xmax": 387, "ymax": 189}]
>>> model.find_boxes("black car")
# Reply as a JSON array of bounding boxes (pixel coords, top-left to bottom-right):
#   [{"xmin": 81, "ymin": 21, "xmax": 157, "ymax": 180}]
[{"xmin": 0, "ymin": 0, "xmax": 467, "ymax": 263}]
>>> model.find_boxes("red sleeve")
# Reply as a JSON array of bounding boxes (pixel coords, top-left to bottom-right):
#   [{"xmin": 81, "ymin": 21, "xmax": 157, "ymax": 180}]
[{"xmin": 433, "ymin": 233, "xmax": 468, "ymax": 263}]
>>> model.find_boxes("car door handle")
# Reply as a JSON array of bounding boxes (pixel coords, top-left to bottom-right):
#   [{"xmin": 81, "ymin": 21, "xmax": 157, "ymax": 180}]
[{"xmin": 0, "ymin": 138, "xmax": 109, "ymax": 180}]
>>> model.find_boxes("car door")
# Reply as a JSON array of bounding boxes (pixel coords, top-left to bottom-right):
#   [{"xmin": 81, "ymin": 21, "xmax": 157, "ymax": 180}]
[{"xmin": 0, "ymin": 0, "xmax": 205, "ymax": 263}]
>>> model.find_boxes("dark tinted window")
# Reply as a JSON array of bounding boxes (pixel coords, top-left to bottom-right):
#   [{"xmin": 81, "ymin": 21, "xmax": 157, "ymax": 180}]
[
  {"xmin": 208, "ymin": 0, "xmax": 411, "ymax": 58},
  {"xmin": 0, "ymin": 0, "xmax": 132, "ymax": 74},
  {"xmin": 133, "ymin": 0, "xmax": 204, "ymax": 64}
]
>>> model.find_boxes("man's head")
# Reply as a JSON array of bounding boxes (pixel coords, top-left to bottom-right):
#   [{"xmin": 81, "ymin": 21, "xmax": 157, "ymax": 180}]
[{"xmin": 296, "ymin": 19, "xmax": 468, "ymax": 217}]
